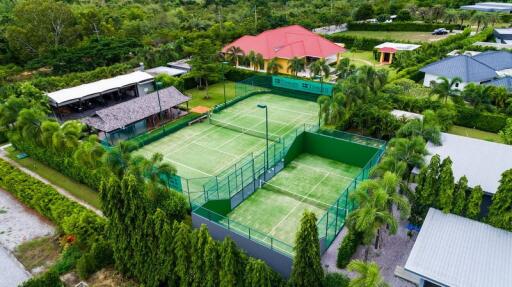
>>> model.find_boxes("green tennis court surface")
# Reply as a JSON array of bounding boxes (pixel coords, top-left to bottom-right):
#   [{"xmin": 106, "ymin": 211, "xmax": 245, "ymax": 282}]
[
  {"xmin": 133, "ymin": 93, "xmax": 318, "ymax": 191},
  {"xmin": 225, "ymin": 153, "xmax": 361, "ymax": 247}
]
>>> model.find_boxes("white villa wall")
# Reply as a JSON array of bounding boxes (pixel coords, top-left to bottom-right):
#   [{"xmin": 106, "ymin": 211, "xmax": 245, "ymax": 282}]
[{"xmin": 423, "ymin": 73, "xmax": 473, "ymax": 91}]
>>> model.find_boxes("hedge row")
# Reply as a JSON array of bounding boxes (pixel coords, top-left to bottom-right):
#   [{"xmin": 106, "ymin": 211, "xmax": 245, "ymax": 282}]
[
  {"xmin": 347, "ymin": 22, "xmax": 462, "ymax": 32},
  {"xmin": 454, "ymin": 106, "xmax": 508, "ymax": 133},
  {"xmin": 325, "ymin": 34, "xmax": 387, "ymax": 50},
  {"xmin": 0, "ymin": 159, "xmax": 106, "ymax": 244}
]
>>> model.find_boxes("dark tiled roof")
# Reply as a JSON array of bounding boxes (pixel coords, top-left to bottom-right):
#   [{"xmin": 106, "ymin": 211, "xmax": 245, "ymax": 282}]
[
  {"xmin": 485, "ymin": 76, "xmax": 512, "ymax": 92},
  {"xmin": 420, "ymin": 55, "xmax": 497, "ymax": 82},
  {"xmin": 82, "ymin": 86, "xmax": 190, "ymax": 132},
  {"xmin": 473, "ymin": 51, "xmax": 512, "ymax": 71}
]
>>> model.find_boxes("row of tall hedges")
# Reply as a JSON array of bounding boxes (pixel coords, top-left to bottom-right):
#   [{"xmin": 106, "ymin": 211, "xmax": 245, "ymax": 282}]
[
  {"xmin": 0, "ymin": 159, "xmax": 106, "ymax": 244},
  {"xmin": 325, "ymin": 34, "xmax": 387, "ymax": 50},
  {"xmin": 454, "ymin": 106, "xmax": 509, "ymax": 133},
  {"xmin": 347, "ymin": 22, "xmax": 462, "ymax": 32}
]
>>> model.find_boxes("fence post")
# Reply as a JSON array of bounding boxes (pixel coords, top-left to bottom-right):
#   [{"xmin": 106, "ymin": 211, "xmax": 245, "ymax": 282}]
[
  {"xmin": 251, "ymin": 155, "xmax": 256, "ymax": 197},
  {"xmin": 271, "ymin": 237, "xmax": 274, "ymax": 250},
  {"xmin": 227, "ymin": 176, "xmax": 231, "ymax": 198},
  {"xmin": 335, "ymin": 200, "xmax": 339, "ymax": 230},
  {"xmin": 215, "ymin": 176, "xmax": 219, "ymax": 199},
  {"xmin": 325, "ymin": 211, "xmax": 329, "ymax": 239},
  {"xmin": 249, "ymin": 228, "xmax": 251, "ymax": 239}
]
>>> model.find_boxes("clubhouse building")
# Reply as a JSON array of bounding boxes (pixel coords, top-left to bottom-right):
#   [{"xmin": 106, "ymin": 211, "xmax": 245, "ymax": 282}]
[{"xmin": 222, "ymin": 25, "xmax": 345, "ymax": 76}]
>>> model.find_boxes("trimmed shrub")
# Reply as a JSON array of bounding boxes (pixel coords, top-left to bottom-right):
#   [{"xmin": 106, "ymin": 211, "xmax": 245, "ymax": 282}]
[
  {"xmin": 20, "ymin": 270, "xmax": 63, "ymax": 287},
  {"xmin": 347, "ymin": 22, "xmax": 461, "ymax": 32},
  {"xmin": 325, "ymin": 34, "xmax": 385, "ymax": 50},
  {"xmin": 0, "ymin": 159, "xmax": 106, "ymax": 245},
  {"xmin": 77, "ymin": 239, "xmax": 114, "ymax": 279},
  {"xmin": 454, "ymin": 106, "xmax": 508, "ymax": 133},
  {"xmin": 323, "ymin": 273, "xmax": 350, "ymax": 287},
  {"xmin": 336, "ymin": 231, "xmax": 362, "ymax": 268}
]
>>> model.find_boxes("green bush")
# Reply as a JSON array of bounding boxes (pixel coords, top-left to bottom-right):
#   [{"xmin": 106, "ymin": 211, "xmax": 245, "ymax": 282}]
[
  {"xmin": 325, "ymin": 34, "xmax": 385, "ymax": 50},
  {"xmin": 0, "ymin": 159, "xmax": 106, "ymax": 245},
  {"xmin": 20, "ymin": 270, "xmax": 63, "ymax": 287},
  {"xmin": 347, "ymin": 22, "xmax": 461, "ymax": 32},
  {"xmin": 52, "ymin": 245, "xmax": 83, "ymax": 274},
  {"xmin": 77, "ymin": 239, "xmax": 114, "ymax": 279},
  {"xmin": 336, "ymin": 231, "xmax": 361, "ymax": 268},
  {"xmin": 454, "ymin": 106, "xmax": 508, "ymax": 133},
  {"xmin": 323, "ymin": 273, "xmax": 350, "ymax": 287}
]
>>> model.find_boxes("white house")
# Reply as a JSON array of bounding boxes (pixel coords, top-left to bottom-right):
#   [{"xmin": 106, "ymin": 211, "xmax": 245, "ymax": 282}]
[{"xmin": 420, "ymin": 51, "xmax": 512, "ymax": 91}]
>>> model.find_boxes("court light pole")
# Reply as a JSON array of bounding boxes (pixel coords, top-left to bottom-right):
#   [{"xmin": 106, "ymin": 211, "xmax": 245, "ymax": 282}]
[
  {"xmin": 257, "ymin": 104, "xmax": 269, "ymax": 171},
  {"xmin": 156, "ymin": 81, "xmax": 163, "ymax": 121},
  {"xmin": 221, "ymin": 61, "xmax": 229, "ymax": 106}
]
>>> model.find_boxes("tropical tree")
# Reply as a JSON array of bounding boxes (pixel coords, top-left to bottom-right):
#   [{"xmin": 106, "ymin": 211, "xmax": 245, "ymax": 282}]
[
  {"xmin": 347, "ymin": 260, "xmax": 389, "ymax": 287},
  {"xmin": 102, "ymin": 141, "xmax": 136, "ymax": 177},
  {"xmin": 437, "ymin": 157, "xmax": 455, "ymax": 213},
  {"xmin": 174, "ymin": 222, "xmax": 192, "ymax": 287},
  {"xmin": 487, "ymin": 169, "xmax": 512, "ymax": 231},
  {"xmin": 291, "ymin": 211, "xmax": 323, "ymax": 287},
  {"xmin": 40, "ymin": 121, "xmax": 60, "ymax": 149},
  {"xmin": 335, "ymin": 58, "xmax": 355, "ymax": 79},
  {"xmin": 187, "ymin": 39, "xmax": 222, "ymax": 98},
  {"xmin": 220, "ymin": 237, "xmax": 246, "ymax": 287},
  {"xmin": 395, "ymin": 116, "xmax": 441, "ymax": 145},
  {"xmin": 338, "ymin": 75, "xmax": 368, "ymax": 110},
  {"xmin": 498, "ymin": 118, "xmax": 512, "ymax": 144},
  {"xmin": 444, "ymin": 11, "xmax": 458, "ymax": 24},
  {"xmin": 471, "ymin": 12, "xmax": 489, "ymax": 32},
  {"xmin": 458, "ymin": 10, "xmax": 471, "ymax": 26},
  {"xmin": 386, "ymin": 136, "xmax": 428, "ymax": 172},
  {"xmin": 226, "ymin": 46, "xmax": 245, "ymax": 66},
  {"xmin": 356, "ymin": 66, "xmax": 388, "ymax": 96},
  {"xmin": 254, "ymin": 53, "xmax": 264, "ymax": 71},
  {"xmin": 287, "ymin": 57, "xmax": 305, "ymax": 76},
  {"xmin": 309, "ymin": 58, "xmax": 330, "ymax": 80},
  {"xmin": 74, "ymin": 135, "xmax": 106, "ymax": 170},
  {"xmin": 15, "ymin": 108, "xmax": 47, "ymax": 141},
  {"xmin": 244, "ymin": 258, "xmax": 274, "ymax": 287},
  {"xmin": 462, "ymin": 83, "xmax": 492, "ymax": 109},
  {"xmin": 0, "ymin": 96, "xmax": 30, "ymax": 132},
  {"xmin": 490, "ymin": 86, "xmax": 509, "ymax": 109},
  {"xmin": 266, "ymin": 57, "xmax": 282, "ymax": 74},
  {"xmin": 51, "ymin": 120, "xmax": 83, "ymax": 151},
  {"xmin": 317, "ymin": 93, "xmax": 346, "ymax": 126},
  {"xmin": 430, "ymin": 76, "xmax": 462, "ymax": 103},
  {"xmin": 452, "ymin": 176, "xmax": 468, "ymax": 216},
  {"xmin": 465, "ymin": 185, "xmax": 483, "ymax": 220},
  {"xmin": 203, "ymin": 237, "xmax": 220, "ymax": 287}
]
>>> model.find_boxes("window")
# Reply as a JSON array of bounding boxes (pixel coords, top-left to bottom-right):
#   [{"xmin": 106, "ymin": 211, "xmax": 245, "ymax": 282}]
[{"xmin": 455, "ymin": 83, "xmax": 459, "ymax": 88}]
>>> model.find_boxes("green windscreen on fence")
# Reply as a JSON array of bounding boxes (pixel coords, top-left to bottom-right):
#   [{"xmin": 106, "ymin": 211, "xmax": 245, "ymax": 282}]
[{"xmin": 272, "ymin": 75, "xmax": 333, "ymax": 95}]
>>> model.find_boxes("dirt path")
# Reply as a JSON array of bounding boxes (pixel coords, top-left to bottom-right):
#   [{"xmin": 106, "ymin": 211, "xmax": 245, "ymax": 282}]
[
  {"xmin": 0, "ymin": 144, "xmax": 103, "ymax": 217},
  {"xmin": 0, "ymin": 188, "xmax": 56, "ymax": 286}
]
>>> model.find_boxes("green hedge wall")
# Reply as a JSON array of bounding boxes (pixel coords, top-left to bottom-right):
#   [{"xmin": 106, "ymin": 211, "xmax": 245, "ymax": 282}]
[
  {"xmin": 347, "ymin": 22, "xmax": 462, "ymax": 32},
  {"xmin": 0, "ymin": 159, "xmax": 106, "ymax": 244},
  {"xmin": 454, "ymin": 106, "xmax": 508, "ymax": 133},
  {"xmin": 325, "ymin": 34, "xmax": 385, "ymax": 50}
]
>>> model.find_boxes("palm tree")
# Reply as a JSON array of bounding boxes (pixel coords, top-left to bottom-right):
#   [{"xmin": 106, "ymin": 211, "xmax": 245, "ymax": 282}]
[
  {"xmin": 347, "ymin": 260, "xmax": 389, "ymax": 287},
  {"xmin": 396, "ymin": 115, "xmax": 441, "ymax": 145},
  {"xmin": 103, "ymin": 141, "xmax": 137, "ymax": 177},
  {"xmin": 287, "ymin": 57, "xmax": 305, "ymax": 76},
  {"xmin": 335, "ymin": 58, "xmax": 354, "ymax": 79},
  {"xmin": 140, "ymin": 153, "xmax": 177, "ymax": 187},
  {"xmin": 15, "ymin": 108, "xmax": 47, "ymax": 142},
  {"xmin": 40, "ymin": 121, "xmax": 60, "ymax": 149},
  {"xmin": 246, "ymin": 51, "xmax": 257, "ymax": 69},
  {"xmin": 458, "ymin": 10, "xmax": 471, "ymax": 26},
  {"xmin": 317, "ymin": 93, "xmax": 346, "ymax": 126},
  {"xmin": 309, "ymin": 58, "xmax": 330, "ymax": 80},
  {"xmin": 430, "ymin": 76, "xmax": 462, "ymax": 103},
  {"xmin": 226, "ymin": 46, "xmax": 245, "ymax": 66},
  {"xmin": 462, "ymin": 83, "xmax": 492, "ymax": 109},
  {"xmin": 371, "ymin": 156, "xmax": 407, "ymax": 178},
  {"xmin": 347, "ymin": 186, "xmax": 398, "ymax": 258},
  {"xmin": 386, "ymin": 136, "xmax": 428, "ymax": 172},
  {"xmin": 339, "ymin": 75, "xmax": 368, "ymax": 109},
  {"xmin": 254, "ymin": 53, "xmax": 264, "ymax": 71},
  {"xmin": 0, "ymin": 97, "xmax": 30, "ymax": 132},
  {"xmin": 51, "ymin": 120, "xmax": 83, "ymax": 151},
  {"xmin": 357, "ymin": 66, "xmax": 388, "ymax": 96},
  {"xmin": 444, "ymin": 11, "xmax": 458, "ymax": 25},
  {"xmin": 490, "ymin": 86, "xmax": 509, "ymax": 109},
  {"xmin": 266, "ymin": 58, "xmax": 282, "ymax": 74},
  {"xmin": 74, "ymin": 135, "xmax": 105, "ymax": 170},
  {"xmin": 471, "ymin": 12, "xmax": 489, "ymax": 32}
]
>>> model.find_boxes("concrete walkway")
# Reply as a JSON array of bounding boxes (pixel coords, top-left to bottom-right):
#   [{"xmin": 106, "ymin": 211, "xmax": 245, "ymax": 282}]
[{"xmin": 0, "ymin": 144, "xmax": 103, "ymax": 217}]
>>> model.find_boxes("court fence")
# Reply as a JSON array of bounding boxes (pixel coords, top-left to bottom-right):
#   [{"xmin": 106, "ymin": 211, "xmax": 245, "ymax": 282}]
[{"xmin": 212, "ymin": 75, "xmax": 334, "ymax": 114}]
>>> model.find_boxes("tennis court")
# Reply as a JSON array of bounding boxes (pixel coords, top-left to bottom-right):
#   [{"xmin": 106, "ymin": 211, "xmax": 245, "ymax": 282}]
[
  {"xmin": 225, "ymin": 153, "xmax": 361, "ymax": 248},
  {"xmin": 133, "ymin": 93, "xmax": 318, "ymax": 192}
]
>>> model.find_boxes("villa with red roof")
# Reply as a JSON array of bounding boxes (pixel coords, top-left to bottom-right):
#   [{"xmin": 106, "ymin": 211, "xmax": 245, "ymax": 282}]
[{"xmin": 222, "ymin": 25, "xmax": 345, "ymax": 76}]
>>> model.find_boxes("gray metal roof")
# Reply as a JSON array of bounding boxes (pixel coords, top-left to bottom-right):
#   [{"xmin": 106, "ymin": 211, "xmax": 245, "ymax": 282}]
[
  {"xmin": 495, "ymin": 28, "xmax": 512, "ymax": 36},
  {"xmin": 405, "ymin": 208, "xmax": 512, "ymax": 287},
  {"xmin": 485, "ymin": 76, "xmax": 512, "ymax": 92},
  {"xmin": 145, "ymin": 66, "xmax": 188, "ymax": 77},
  {"xmin": 420, "ymin": 55, "xmax": 497, "ymax": 82},
  {"xmin": 461, "ymin": 2, "xmax": 512, "ymax": 12},
  {"xmin": 82, "ymin": 86, "xmax": 190, "ymax": 132},
  {"xmin": 424, "ymin": 133, "xmax": 512, "ymax": 194},
  {"xmin": 473, "ymin": 51, "xmax": 512, "ymax": 71}
]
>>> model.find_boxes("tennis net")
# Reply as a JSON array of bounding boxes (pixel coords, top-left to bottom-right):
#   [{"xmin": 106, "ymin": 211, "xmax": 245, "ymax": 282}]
[
  {"xmin": 209, "ymin": 117, "xmax": 281, "ymax": 142},
  {"xmin": 263, "ymin": 183, "xmax": 338, "ymax": 211}
]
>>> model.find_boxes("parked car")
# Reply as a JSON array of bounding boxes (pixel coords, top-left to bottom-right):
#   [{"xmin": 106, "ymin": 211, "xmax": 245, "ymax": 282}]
[{"xmin": 432, "ymin": 28, "xmax": 449, "ymax": 35}]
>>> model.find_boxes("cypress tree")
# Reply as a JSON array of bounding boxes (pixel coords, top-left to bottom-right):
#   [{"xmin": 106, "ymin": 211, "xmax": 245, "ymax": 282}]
[
  {"xmin": 174, "ymin": 222, "xmax": 192, "ymax": 287},
  {"xmin": 291, "ymin": 211, "xmax": 323, "ymax": 287},
  {"xmin": 191, "ymin": 225, "xmax": 210, "ymax": 287},
  {"xmin": 466, "ymin": 185, "xmax": 483, "ymax": 220},
  {"xmin": 488, "ymin": 169, "xmax": 512, "ymax": 231},
  {"xmin": 244, "ymin": 258, "xmax": 273, "ymax": 287},
  {"xmin": 411, "ymin": 166, "xmax": 427, "ymax": 224},
  {"xmin": 204, "ymin": 236, "xmax": 220, "ymax": 287},
  {"xmin": 421, "ymin": 155, "xmax": 441, "ymax": 208},
  {"xmin": 437, "ymin": 157, "xmax": 454, "ymax": 213},
  {"xmin": 220, "ymin": 237, "xmax": 245, "ymax": 287},
  {"xmin": 452, "ymin": 176, "xmax": 468, "ymax": 216}
]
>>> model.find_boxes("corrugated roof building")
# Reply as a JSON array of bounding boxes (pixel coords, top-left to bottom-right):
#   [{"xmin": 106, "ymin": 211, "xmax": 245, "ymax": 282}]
[{"xmin": 405, "ymin": 208, "xmax": 512, "ymax": 287}]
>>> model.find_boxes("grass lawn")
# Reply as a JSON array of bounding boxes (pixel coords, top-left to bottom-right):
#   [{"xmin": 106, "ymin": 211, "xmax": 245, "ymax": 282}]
[
  {"xmin": 340, "ymin": 51, "xmax": 397, "ymax": 79},
  {"xmin": 6, "ymin": 147, "xmax": 101, "ymax": 209},
  {"xmin": 184, "ymin": 81, "xmax": 236, "ymax": 108},
  {"xmin": 339, "ymin": 31, "xmax": 449, "ymax": 42},
  {"xmin": 14, "ymin": 236, "xmax": 60, "ymax": 272},
  {"xmin": 448, "ymin": 125, "xmax": 504, "ymax": 143}
]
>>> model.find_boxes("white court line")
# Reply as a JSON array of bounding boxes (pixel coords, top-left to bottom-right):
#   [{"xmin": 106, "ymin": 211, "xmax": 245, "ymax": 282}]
[
  {"xmin": 192, "ymin": 141, "xmax": 240, "ymax": 158},
  {"xmin": 164, "ymin": 157, "xmax": 213, "ymax": 177},
  {"xmin": 266, "ymin": 173, "xmax": 330, "ymax": 237},
  {"xmin": 291, "ymin": 161, "xmax": 356, "ymax": 182}
]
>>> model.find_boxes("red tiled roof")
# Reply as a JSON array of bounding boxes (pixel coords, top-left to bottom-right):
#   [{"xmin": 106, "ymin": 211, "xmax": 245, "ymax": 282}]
[
  {"xmin": 222, "ymin": 25, "xmax": 345, "ymax": 60},
  {"xmin": 379, "ymin": 47, "xmax": 397, "ymax": 53}
]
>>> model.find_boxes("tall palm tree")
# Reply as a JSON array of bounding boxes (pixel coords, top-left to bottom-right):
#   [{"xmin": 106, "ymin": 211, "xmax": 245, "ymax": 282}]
[
  {"xmin": 254, "ymin": 53, "xmax": 264, "ymax": 71},
  {"xmin": 490, "ymin": 86, "xmax": 509, "ymax": 109},
  {"xmin": 0, "ymin": 97, "xmax": 30, "ymax": 132},
  {"xmin": 339, "ymin": 75, "xmax": 368, "ymax": 109},
  {"xmin": 444, "ymin": 11, "xmax": 458, "ymax": 25},
  {"xmin": 386, "ymin": 136, "xmax": 428, "ymax": 172},
  {"xmin": 462, "ymin": 83, "xmax": 492, "ymax": 109},
  {"xmin": 471, "ymin": 12, "xmax": 489, "ymax": 32},
  {"xmin": 458, "ymin": 10, "xmax": 471, "ymax": 26},
  {"xmin": 430, "ymin": 76, "xmax": 462, "ymax": 103},
  {"xmin": 287, "ymin": 57, "xmax": 305, "ymax": 76},
  {"xmin": 74, "ymin": 135, "xmax": 105, "ymax": 170},
  {"xmin": 15, "ymin": 108, "xmax": 47, "ymax": 142},
  {"xmin": 266, "ymin": 57, "xmax": 282, "ymax": 74},
  {"xmin": 103, "ymin": 141, "xmax": 137, "ymax": 177},
  {"xmin": 347, "ymin": 260, "xmax": 389, "ymax": 287},
  {"xmin": 40, "ymin": 121, "xmax": 60, "ymax": 149},
  {"xmin": 246, "ymin": 51, "xmax": 257, "ymax": 69},
  {"xmin": 309, "ymin": 58, "xmax": 330, "ymax": 80},
  {"xmin": 335, "ymin": 58, "xmax": 354, "ymax": 79},
  {"xmin": 317, "ymin": 93, "xmax": 346, "ymax": 126},
  {"xmin": 357, "ymin": 66, "xmax": 388, "ymax": 96},
  {"xmin": 226, "ymin": 46, "xmax": 245, "ymax": 66},
  {"xmin": 140, "ymin": 153, "xmax": 177, "ymax": 187},
  {"xmin": 396, "ymin": 117, "xmax": 441, "ymax": 145}
]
